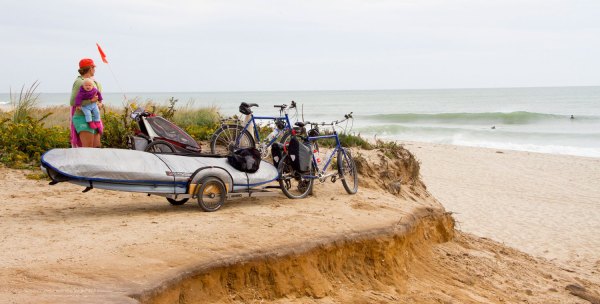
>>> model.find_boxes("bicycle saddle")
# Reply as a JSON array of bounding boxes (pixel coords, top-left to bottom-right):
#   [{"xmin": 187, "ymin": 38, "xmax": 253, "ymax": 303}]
[
  {"xmin": 239, "ymin": 102, "xmax": 259, "ymax": 115},
  {"xmin": 240, "ymin": 102, "xmax": 258, "ymax": 108}
]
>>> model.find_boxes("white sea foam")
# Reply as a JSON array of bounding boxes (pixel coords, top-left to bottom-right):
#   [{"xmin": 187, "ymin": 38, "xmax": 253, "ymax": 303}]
[{"xmin": 451, "ymin": 139, "xmax": 600, "ymax": 158}]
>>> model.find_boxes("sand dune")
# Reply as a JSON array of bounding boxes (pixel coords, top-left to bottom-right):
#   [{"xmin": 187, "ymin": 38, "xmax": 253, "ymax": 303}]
[{"xmin": 0, "ymin": 146, "xmax": 598, "ymax": 303}]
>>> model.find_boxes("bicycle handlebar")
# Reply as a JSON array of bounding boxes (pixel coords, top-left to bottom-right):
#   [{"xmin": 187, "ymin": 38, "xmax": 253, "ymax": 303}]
[
  {"xmin": 303, "ymin": 112, "xmax": 353, "ymax": 127},
  {"xmin": 273, "ymin": 100, "xmax": 297, "ymax": 110}
]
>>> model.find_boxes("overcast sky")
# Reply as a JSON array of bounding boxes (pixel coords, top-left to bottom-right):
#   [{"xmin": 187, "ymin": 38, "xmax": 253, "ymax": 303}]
[{"xmin": 1, "ymin": 0, "xmax": 599, "ymax": 93}]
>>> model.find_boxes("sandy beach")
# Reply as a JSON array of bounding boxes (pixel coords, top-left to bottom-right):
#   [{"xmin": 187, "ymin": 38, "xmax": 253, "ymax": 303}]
[
  {"xmin": 408, "ymin": 142, "xmax": 600, "ymax": 273},
  {"xmin": 0, "ymin": 144, "xmax": 599, "ymax": 303}
]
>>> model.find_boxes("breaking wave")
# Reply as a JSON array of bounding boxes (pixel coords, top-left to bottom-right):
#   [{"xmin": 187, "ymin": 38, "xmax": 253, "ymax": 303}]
[
  {"xmin": 355, "ymin": 124, "xmax": 600, "ymax": 157},
  {"xmin": 363, "ymin": 111, "xmax": 597, "ymax": 125}
]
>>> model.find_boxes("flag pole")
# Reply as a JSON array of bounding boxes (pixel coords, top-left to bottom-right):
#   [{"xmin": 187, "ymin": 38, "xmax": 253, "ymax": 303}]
[{"xmin": 96, "ymin": 43, "xmax": 128, "ymax": 104}]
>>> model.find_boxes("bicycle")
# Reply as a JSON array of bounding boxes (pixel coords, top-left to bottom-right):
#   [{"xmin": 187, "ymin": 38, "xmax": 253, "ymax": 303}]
[
  {"xmin": 278, "ymin": 112, "xmax": 358, "ymax": 199},
  {"xmin": 210, "ymin": 101, "xmax": 299, "ymax": 158}
]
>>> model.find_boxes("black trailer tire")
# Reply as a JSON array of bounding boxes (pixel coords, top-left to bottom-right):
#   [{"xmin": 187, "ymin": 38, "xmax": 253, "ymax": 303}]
[
  {"xmin": 196, "ymin": 177, "xmax": 227, "ymax": 212},
  {"xmin": 167, "ymin": 197, "xmax": 189, "ymax": 206}
]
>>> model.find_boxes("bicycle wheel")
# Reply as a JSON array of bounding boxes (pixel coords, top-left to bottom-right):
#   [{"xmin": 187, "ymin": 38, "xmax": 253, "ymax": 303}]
[
  {"xmin": 145, "ymin": 140, "xmax": 176, "ymax": 153},
  {"xmin": 196, "ymin": 177, "xmax": 227, "ymax": 212},
  {"xmin": 337, "ymin": 149, "xmax": 358, "ymax": 194},
  {"xmin": 210, "ymin": 125, "xmax": 255, "ymax": 155},
  {"xmin": 278, "ymin": 155, "xmax": 314, "ymax": 199}
]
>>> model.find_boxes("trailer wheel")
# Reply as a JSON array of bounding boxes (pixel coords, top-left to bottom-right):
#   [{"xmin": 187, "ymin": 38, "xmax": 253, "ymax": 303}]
[
  {"xmin": 145, "ymin": 140, "xmax": 176, "ymax": 153},
  {"xmin": 196, "ymin": 177, "xmax": 226, "ymax": 212},
  {"xmin": 167, "ymin": 197, "xmax": 189, "ymax": 206}
]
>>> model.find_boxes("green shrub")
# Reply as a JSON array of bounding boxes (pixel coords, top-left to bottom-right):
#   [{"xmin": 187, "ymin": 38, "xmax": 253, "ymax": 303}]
[
  {"xmin": 0, "ymin": 82, "xmax": 70, "ymax": 168},
  {"xmin": 308, "ymin": 131, "xmax": 372, "ymax": 149},
  {"xmin": 101, "ymin": 107, "xmax": 136, "ymax": 148},
  {"xmin": 184, "ymin": 123, "xmax": 219, "ymax": 141},
  {"xmin": 0, "ymin": 116, "xmax": 69, "ymax": 168},
  {"xmin": 25, "ymin": 171, "xmax": 49, "ymax": 180},
  {"xmin": 339, "ymin": 133, "xmax": 372, "ymax": 149},
  {"xmin": 0, "ymin": 89, "xmax": 225, "ymax": 168}
]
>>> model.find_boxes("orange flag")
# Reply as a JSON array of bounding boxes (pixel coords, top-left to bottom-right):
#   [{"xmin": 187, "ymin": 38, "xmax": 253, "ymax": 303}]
[{"xmin": 96, "ymin": 43, "xmax": 108, "ymax": 64}]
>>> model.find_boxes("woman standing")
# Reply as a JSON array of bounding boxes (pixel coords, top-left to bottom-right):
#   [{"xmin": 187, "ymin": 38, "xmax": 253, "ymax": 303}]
[{"xmin": 70, "ymin": 58, "xmax": 104, "ymax": 147}]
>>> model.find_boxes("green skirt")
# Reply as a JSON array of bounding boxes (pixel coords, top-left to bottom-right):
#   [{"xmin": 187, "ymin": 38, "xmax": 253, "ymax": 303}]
[{"xmin": 72, "ymin": 115, "xmax": 98, "ymax": 134}]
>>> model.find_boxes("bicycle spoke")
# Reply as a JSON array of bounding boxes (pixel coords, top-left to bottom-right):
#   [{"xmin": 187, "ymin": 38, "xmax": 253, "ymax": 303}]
[
  {"xmin": 210, "ymin": 125, "xmax": 255, "ymax": 155},
  {"xmin": 278, "ymin": 156, "xmax": 313, "ymax": 199}
]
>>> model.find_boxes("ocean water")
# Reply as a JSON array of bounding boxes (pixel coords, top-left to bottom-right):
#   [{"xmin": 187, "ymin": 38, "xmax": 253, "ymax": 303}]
[{"xmin": 1, "ymin": 86, "xmax": 599, "ymax": 158}]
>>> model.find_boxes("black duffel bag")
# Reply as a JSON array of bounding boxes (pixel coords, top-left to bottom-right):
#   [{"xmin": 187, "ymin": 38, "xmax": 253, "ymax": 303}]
[{"xmin": 227, "ymin": 147, "xmax": 261, "ymax": 173}]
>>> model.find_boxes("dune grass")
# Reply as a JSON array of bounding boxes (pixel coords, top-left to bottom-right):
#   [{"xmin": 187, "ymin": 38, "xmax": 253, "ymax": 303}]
[
  {"xmin": 0, "ymin": 86, "xmax": 221, "ymax": 168},
  {"xmin": 10, "ymin": 81, "xmax": 41, "ymax": 124}
]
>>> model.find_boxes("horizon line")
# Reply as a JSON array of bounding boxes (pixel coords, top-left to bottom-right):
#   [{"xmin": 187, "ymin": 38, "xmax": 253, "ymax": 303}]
[{"xmin": 1, "ymin": 84, "xmax": 599, "ymax": 95}]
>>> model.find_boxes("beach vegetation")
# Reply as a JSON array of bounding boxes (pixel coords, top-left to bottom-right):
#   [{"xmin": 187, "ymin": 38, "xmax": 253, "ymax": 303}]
[
  {"xmin": 25, "ymin": 171, "xmax": 49, "ymax": 180},
  {"xmin": 172, "ymin": 101, "xmax": 220, "ymax": 141},
  {"xmin": 0, "ymin": 83, "xmax": 70, "ymax": 168},
  {"xmin": 10, "ymin": 81, "xmax": 41, "ymax": 124},
  {"xmin": 339, "ymin": 133, "xmax": 373, "ymax": 149},
  {"xmin": 309, "ymin": 130, "xmax": 373, "ymax": 150},
  {"xmin": 100, "ymin": 106, "xmax": 136, "ymax": 148},
  {"xmin": 0, "ymin": 83, "xmax": 223, "ymax": 167},
  {"xmin": 30, "ymin": 105, "xmax": 71, "ymax": 128},
  {"xmin": 137, "ymin": 99, "xmax": 221, "ymax": 141},
  {"xmin": 374, "ymin": 140, "xmax": 421, "ymax": 181},
  {"xmin": 99, "ymin": 100, "xmax": 221, "ymax": 147},
  {"xmin": 158, "ymin": 97, "xmax": 178, "ymax": 120}
]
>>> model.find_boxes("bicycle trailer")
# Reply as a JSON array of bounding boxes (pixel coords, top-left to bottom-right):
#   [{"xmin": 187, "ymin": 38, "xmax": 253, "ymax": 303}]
[{"xmin": 41, "ymin": 148, "xmax": 280, "ymax": 212}]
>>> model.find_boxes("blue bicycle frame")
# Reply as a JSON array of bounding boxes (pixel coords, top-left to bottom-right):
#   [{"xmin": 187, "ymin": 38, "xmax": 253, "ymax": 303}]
[
  {"xmin": 304, "ymin": 131, "xmax": 349, "ymax": 179},
  {"xmin": 235, "ymin": 112, "xmax": 294, "ymax": 147}
]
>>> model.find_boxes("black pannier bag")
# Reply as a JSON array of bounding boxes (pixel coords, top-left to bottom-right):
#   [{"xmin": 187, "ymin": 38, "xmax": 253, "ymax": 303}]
[
  {"xmin": 271, "ymin": 142, "xmax": 284, "ymax": 168},
  {"xmin": 227, "ymin": 147, "xmax": 261, "ymax": 173},
  {"xmin": 287, "ymin": 137, "xmax": 312, "ymax": 172}
]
